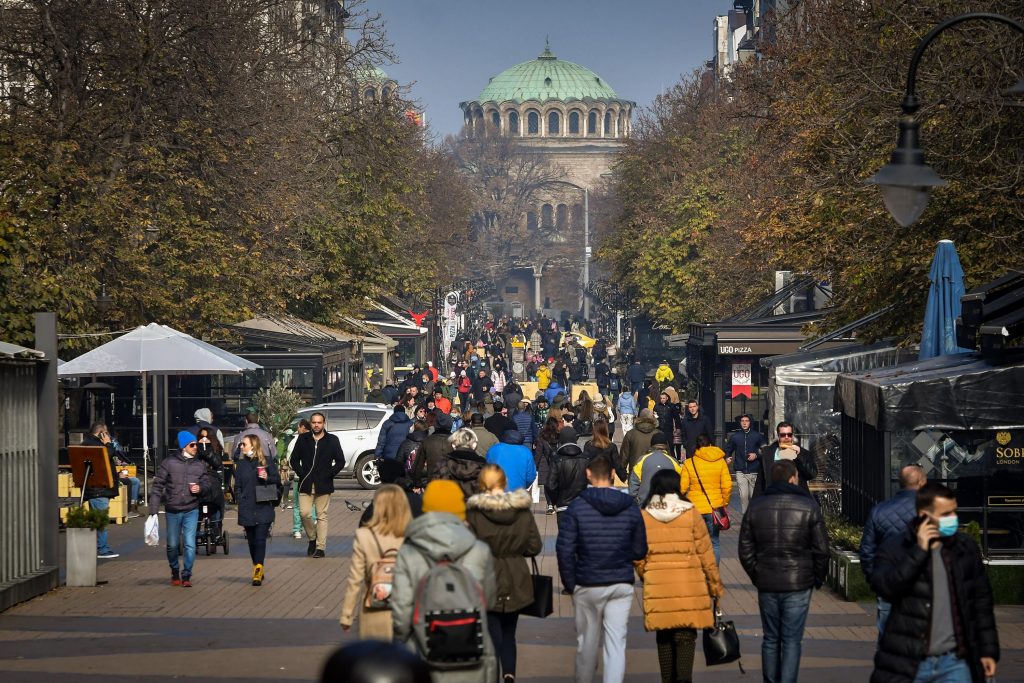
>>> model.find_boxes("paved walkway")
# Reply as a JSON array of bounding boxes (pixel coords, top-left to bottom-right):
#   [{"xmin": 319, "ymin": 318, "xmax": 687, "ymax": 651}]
[{"xmin": 2, "ymin": 483, "xmax": 1022, "ymax": 682}]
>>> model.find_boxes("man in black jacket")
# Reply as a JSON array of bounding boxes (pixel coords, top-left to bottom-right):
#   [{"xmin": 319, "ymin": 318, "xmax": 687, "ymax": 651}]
[
  {"xmin": 740, "ymin": 459, "xmax": 829, "ymax": 683},
  {"xmin": 753, "ymin": 421, "xmax": 817, "ymax": 498},
  {"xmin": 545, "ymin": 429, "xmax": 588, "ymax": 523},
  {"xmin": 289, "ymin": 412, "xmax": 345, "ymax": 558},
  {"xmin": 681, "ymin": 400, "xmax": 712, "ymax": 458},
  {"xmin": 725, "ymin": 414, "xmax": 766, "ymax": 514},
  {"xmin": 869, "ymin": 482, "xmax": 998, "ymax": 683}
]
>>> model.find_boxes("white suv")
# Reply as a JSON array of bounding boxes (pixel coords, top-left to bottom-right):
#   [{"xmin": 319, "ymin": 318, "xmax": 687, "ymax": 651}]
[{"xmin": 290, "ymin": 402, "xmax": 389, "ymax": 489}]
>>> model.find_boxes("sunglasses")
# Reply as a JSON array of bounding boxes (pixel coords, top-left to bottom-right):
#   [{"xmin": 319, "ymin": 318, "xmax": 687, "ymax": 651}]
[
  {"xmin": 185, "ymin": 442, "xmax": 198, "ymax": 448},
  {"xmin": 778, "ymin": 432, "xmax": 794, "ymax": 437}
]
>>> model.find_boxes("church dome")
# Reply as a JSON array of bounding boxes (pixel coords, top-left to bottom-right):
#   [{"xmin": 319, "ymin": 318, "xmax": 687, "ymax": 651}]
[{"xmin": 477, "ymin": 46, "xmax": 619, "ymax": 104}]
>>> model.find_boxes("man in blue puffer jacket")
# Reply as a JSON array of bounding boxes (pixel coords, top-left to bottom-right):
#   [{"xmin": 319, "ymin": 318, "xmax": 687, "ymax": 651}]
[
  {"xmin": 510, "ymin": 399, "xmax": 538, "ymax": 447},
  {"xmin": 375, "ymin": 406, "xmax": 412, "ymax": 483},
  {"xmin": 557, "ymin": 454, "xmax": 647, "ymax": 683},
  {"xmin": 859, "ymin": 464, "xmax": 926, "ymax": 640},
  {"xmin": 485, "ymin": 429, "xmax": 537, "ymax": 492}
]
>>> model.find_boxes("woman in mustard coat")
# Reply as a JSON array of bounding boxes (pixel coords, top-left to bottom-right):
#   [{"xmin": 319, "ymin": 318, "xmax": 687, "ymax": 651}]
[{"xmin": 636, "ymin": 469, "xmax": 723, "ymax": 683}]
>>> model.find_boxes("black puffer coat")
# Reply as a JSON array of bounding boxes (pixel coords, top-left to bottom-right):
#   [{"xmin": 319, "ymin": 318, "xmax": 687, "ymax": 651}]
[
  {"xmin": 653, "ymin": 402, "xmax": 681, "ymax": 444},
  {"xmin": 870, "ymin": 527, "xmax": 999, "ymax": 683},
  {"xmin": 738, "ymin": 481, "xmax": 829, "ymax": 593},
  {"xmin": 545, "ymin": 442, "xmax": 588, "ymax": 508},
  {"xmin": 753, "ymin": 440, "xmax": 818, "ymax": 497},
  {"xmin": 434, "ymin": 448, "xmax": 487, "ymax": 499}
]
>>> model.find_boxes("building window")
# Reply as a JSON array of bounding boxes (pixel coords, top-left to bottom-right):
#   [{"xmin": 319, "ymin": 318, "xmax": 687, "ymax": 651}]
[
  {"xmin": 548, "ymin": 111, "xmax": 560, "ymax": 135},
  {"xmin": 572, "ymin": 203, "xmax": 583, "ymax": 229},
  {"xmin": 491, "ymin": 111, "xmax": 501, "ymax": 129},
  {"xmin": 505, "ymin": 286, "xmax": 519, "ymax": 294},
  {"xmin": 556, "ymin": 204, "xmax": 568, "ymax": 230},
  {"xmin": 364, "ymin": 88, "xmax": 376, "ymax": 101},
  {"xmin": 618, "ymin": 111, "xmax": 626, "ymax": 137},
  {"xmin": 588, "ymin": 110, "xmax": 598, "ymax": 134},
  {"xmin": 508, "ymin": 111, "xmax": 520, "ymax": 136},
  {"xmin": 541, "ymin": 204, "xmax": 554, "ymax": 228},
  {"xmin": 527, "ymin": 211, "xmax": 538, "ymax": 230},
  {"xmin": 382, "ymin": 86, "xmax": 392, "ymax": 99},
  {"xmin": 604, "ymin": 111, "xmax": 612, "ymax": 137},
  {"xmin": 527, "ymin": 111, "xmax": 539, "ymax": 135},
  {"xmin": 569, "ymin": 111, "xmax": 580, "ymax": 134}
]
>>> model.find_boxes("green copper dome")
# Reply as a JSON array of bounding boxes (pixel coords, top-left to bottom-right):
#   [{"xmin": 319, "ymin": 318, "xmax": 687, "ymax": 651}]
[{"xmin": 476, "ymin": 47, "xmax": 619, "ymax": 104}]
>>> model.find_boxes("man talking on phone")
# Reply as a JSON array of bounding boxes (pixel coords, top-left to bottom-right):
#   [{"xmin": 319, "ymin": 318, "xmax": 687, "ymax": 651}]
[{"xmin": 869, "ymin": 482, "xmax": 999, "ymax": 683}]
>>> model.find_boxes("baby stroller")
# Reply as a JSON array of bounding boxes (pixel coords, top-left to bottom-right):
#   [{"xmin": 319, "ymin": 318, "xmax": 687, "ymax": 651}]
[{"xmin": 196, "ymin": 448, "xmax": 229, "ymax": 555}]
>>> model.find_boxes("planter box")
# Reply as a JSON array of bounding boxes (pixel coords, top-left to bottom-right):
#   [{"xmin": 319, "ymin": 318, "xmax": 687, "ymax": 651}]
[
  {"xmin": 66, "ymin": 527, "xmax": 97, "ymax": 587},
  {"xmin": 827, "ymin": 547, "xmax": 873, "ymax": 602}
]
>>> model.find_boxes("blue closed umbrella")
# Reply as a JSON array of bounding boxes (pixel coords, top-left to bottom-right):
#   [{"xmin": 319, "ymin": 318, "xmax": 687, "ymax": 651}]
[{"xmin": 919, "ymin": 240, "xmax": 972, "ymax": 360}]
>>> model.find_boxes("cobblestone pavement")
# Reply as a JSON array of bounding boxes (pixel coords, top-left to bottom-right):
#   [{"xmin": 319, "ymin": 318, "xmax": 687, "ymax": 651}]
[{"xmin": 2, "ymin": 481, "xmax": 1022, "ymax": 682}]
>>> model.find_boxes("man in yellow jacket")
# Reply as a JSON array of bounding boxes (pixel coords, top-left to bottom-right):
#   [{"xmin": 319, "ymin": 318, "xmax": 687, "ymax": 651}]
[
  {"xmin": 680, "ymin": 434, "xmax": 733, "ymax": 564},
  {"xmin": 628, "ymin": 432, "xmax": 682, "ymax": 504},
  {"xmin": 536, "ymin": 363, "xmax": 552, "ymax": 390}
]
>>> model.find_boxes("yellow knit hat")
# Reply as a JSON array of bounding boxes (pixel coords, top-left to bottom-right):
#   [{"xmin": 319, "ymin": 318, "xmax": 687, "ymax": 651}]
[{"xmin": 422, "ymin": 480, "xmax": 466, "ymax": 521}]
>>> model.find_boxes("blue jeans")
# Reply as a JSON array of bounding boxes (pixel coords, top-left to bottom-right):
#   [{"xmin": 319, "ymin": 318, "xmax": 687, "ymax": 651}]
[
  {"xmin": 912, "ymin": 652, "xmax": 972, "ymax": 683},
  {"xmin": 122, "ymin": 477, "xmax": 140, "ymax": 503},
  {"xmin": 165, "ymin": 509, "xmax": 199, "ymax": 578},
  {"xmin": 758, "ymin": 588, "xmax": 812, "ymax": 683},
  {"xmin": 702, "ymin": 513, "xmax": 721, "ymax": 565},
  {"xmin": 877, "ymin": 597, "xmax": 891, "ymax": 644},
  {"xmin": 89, "ymin": 497, "xmax": 112, "ymax": 554}
]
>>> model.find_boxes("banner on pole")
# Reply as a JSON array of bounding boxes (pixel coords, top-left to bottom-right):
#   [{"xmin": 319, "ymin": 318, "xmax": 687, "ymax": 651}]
[{"xmin": 731, "ymin": 362, "xmax": 752, "ymax": 399}]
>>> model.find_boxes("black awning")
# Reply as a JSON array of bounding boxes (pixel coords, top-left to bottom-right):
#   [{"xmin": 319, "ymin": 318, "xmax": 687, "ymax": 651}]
[{"xmin": 836, "ymin": 352, "xmax": 1024, "ymax": 432}]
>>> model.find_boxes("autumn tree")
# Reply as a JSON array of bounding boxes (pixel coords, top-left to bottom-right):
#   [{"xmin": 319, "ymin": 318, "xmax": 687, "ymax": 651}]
[{"xmin": 600, "ymin": 0, "xmax": 1024, "ymax": 340}]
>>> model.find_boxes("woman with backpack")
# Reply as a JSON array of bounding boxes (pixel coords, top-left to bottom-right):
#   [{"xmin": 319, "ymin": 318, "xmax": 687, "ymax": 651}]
[
  {"xmin": 466, "ymin": 465, "xmax": 542, "ymax": 683},
  {"xmin": 391, "ymin": 479, "xmax": 497, "ymax": 683},
  {"xmin": 340, "ymin": 484, "xmax": 412, "ymax": 638},
  {"xmin": 636, "ymin": 469, "xmax": 723, "ymax": 683}
]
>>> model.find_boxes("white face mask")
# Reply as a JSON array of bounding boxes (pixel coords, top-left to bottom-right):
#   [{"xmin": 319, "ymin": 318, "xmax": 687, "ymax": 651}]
[{"xmin": 182, "ymin": 451, "xmax": 194, "ymax": 460}]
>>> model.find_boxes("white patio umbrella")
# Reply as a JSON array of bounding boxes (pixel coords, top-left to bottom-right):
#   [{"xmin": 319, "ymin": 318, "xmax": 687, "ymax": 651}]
[{"xmin": 58, "ymin": 323, "xmax": 261, "ymax": 498}]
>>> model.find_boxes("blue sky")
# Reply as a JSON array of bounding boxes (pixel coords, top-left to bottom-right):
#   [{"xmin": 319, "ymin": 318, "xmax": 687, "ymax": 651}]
[{"xmin": 362, "ymin": 0, "xmax": 728, "ymax": 139}]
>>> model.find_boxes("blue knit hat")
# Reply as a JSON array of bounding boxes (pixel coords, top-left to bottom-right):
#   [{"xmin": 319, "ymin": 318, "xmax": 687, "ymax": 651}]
[{"xmin": 178, "ymin": 431, "xmax": 196, "ymax": 449}]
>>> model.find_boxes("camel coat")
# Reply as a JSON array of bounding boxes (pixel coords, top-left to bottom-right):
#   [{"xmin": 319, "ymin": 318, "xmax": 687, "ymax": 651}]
[
  {"xmin": 680, "ymin": 446, "xmax": 733, "ymax": 514},
  {"xmin": 339, "ymin": 527, "xmax": 404, "ymax": 639},
  {"xmin": 635, "ymin": 494, "xmax": 723, "ymax": 632}
]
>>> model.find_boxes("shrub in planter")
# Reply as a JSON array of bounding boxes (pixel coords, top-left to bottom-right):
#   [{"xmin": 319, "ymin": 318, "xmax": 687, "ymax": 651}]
[
  {"xmin": 65, "ymin": 505, "xmax": 110, "ymax": 531},
  {"xmin": 66, "ymin": 506, "xmax": 108, "ymax": 587}
]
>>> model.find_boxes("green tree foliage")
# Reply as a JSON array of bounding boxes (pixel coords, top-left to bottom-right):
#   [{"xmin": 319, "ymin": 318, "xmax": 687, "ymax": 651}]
[
  {"xmin": 0, "ymin": 0, "xmax": 467, "ymax": 347},
  {"xmin": 601, "ymin": 0, "xmax": 1024, "ymax": 339}
]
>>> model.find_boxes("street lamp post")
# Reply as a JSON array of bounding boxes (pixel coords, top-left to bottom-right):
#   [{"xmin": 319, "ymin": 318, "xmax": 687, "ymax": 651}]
[{"xmin": 867, "ymin": 13, "xmax": 1024, "ymax": 226}]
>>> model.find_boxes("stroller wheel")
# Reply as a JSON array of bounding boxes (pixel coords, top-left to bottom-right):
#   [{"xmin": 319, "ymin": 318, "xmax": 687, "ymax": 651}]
[{"xmin": 222, "ymin": 531, "xmax": 229, "ymax": 555}]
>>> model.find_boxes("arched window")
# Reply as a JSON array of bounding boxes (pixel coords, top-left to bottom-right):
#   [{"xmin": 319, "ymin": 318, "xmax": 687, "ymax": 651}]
[
  {"xmin": 527, "ymin": 211, "xmax": 538, "ymax": 231},
  {"xmin": 382, "ymin": 86, "xmax": 393, "ymax": 99},
  {"xmin": 556, "ymin": 204, "xmax": 568, "ymax": 230},
  {"xmin": 508, "ymin": 111, "xmax": 520, "ymax": 136},
  {"xmin": 541, "ymin": 204, "xmax": 554, "ymax": 228},
  {"xmin": 604, "ymin": 111, "xmax": 612, "ymax": 137},
  {"xmin": 491, "ymin": 111, "xmax": 501, "ymax": 129},
  {"xmin": 527, "ymin": 111, "xmax": 539, "ymax": 135},
  {"xmin": 364, "ymin": 88, "xmax": 376, "ymax": 101},
  {"xmin": 572, "ymin": 203, "xmax": 584, "ymax": 230},
  {"xmin": 547, "ymin": 111, "xmax": 560, "ymax": 135},
  {"xmin": 568, "ymin": 111, "xmax": 580, "ymax": 134},
  {"xmin": 618, "ymin": 111, "xmax": 625, "ymax": 137},
  {"xmin": 588, "ymin": 110, "xmax": 598, "ymax": 135}
]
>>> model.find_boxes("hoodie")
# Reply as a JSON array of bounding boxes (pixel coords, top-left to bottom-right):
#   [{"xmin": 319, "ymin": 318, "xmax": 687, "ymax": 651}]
[
  {"xmin": 389, "ymin": 512, "xmax": 497, "ymax": 683},
  {"xmin": 485, "ymin": 431, "xmax": 537, "ymax": 492},
  {"xmin": 620, "ymin": 415, "xmax": 658, "ymax": 473},
  {"xmin": 374, "ymin": 410, "xmax": 412, "ymax": 460},
  {"xmin": 556, "ymin": 487, "xmax": 648, "ymax": 592}
]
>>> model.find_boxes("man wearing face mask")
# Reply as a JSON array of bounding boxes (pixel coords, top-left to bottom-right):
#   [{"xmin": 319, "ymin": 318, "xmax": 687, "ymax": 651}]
[{"xmin": 869, "ymin": 482, "xmax": 999, "ymax": 683}]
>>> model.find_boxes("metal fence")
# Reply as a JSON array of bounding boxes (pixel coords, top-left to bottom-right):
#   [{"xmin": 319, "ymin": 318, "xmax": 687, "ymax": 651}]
[{"xmin": 0, "ymin": 360, "xmax": 41, "ymax": 589}]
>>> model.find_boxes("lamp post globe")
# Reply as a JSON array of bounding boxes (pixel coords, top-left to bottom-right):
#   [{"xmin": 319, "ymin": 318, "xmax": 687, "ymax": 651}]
[{"xmin": 867, "ymin": 118, "xmax": 946, "ymax": 227}]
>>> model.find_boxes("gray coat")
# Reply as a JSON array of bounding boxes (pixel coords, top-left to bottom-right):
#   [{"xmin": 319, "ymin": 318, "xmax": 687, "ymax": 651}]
[{"xmin": 391, "ymin": 512, "xmax": 497, "ymax": 683}]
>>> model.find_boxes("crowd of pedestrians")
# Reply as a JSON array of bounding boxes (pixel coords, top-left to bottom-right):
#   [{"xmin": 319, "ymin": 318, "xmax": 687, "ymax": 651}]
[{"xmin": 130, "ymin": 313, "xmax": 1002, "ymax": 683}]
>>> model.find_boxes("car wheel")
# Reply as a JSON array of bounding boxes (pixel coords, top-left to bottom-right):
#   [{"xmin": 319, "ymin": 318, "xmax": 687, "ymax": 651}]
[{"xmin": 355, "ymin": 453, "xmax": 382, "ymax": 490}]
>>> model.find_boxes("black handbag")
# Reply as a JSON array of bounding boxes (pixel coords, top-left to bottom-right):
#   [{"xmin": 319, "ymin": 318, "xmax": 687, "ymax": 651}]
[
  {"xmin": 519, "ymin": 557, "xmax": 553, "ymax": 618},
  {"xmin": 254, "ymin": 484, "xmax": 281, "ymax": 504},
  {"xmin": 703, "ymin": 600, "xmax": 744, "ymax": 672}
]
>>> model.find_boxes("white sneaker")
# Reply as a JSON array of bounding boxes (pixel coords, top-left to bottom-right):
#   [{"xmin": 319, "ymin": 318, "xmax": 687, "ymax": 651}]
[
  {"xmin": 97, "ymin": 552, "xmax": 119, "ymax": 559},
  {"xmin": 293, "ymin": 532, "xmax": 302, "ymax": 539}
]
